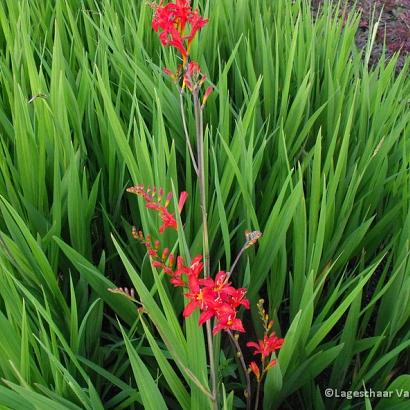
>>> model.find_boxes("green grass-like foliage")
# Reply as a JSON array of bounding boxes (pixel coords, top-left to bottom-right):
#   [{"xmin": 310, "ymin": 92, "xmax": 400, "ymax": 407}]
[{"xmin": 0, "ymin": 0, "xmax": 409, "ymax": 409}]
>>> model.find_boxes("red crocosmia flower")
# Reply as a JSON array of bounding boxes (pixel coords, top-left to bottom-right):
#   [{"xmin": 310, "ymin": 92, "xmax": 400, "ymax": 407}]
[
  {"xmin": 189, "ymin": 255, "xmax": 204, "ymax": 278},
  {"xmin": 213, "ymin": 304, "xmax": 245, "ymax": 335},
  {"xmin": 199, "ymin": 274, "xmax": 250, "ymax": 311},
  {"xmin": 173, "ymin": 255, "xmax": 203, "ymax": 282},
  {"xmin": 159, "ymin": 29, "xmax": 187, "ymax": 57},
  {"xmin": 159, "ymin": 190, "xmax": 188, "ymax": 233},
  {"xmin": 151, "ymin": 0, "xmax": 208, "ymax": 61},
  {"xmin": 249, "ymin": 361, "xmax": 260, "ymax": 381},
  {"xmin": 158, "ymin": 208, "xmax": 177, "ymax": 233},
  {"xmin": 246, "ymin": 333, "xmax": 284, "ymax": 358},
  {"xmin": 183, "ymin": 275, "xmax": 216, "ymax": 318},
  {"xmin": 228, "ymin": 288, "xmax": 250, "ymax": 310},
  {"xmin": 169, "ymin": 255, "xmax": 188, "ymax": 287},
  {"xmin": 200, "ymin": 271, "xmax": 231, "ymax": 291},
  {"xmin": 169, "ymin": 255, "xmax": 204, "ymax": 288}
]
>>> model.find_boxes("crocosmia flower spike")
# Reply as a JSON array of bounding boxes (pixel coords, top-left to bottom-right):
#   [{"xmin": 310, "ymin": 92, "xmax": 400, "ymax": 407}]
[{"xmin": 127, "ymin": 185, "xmax": 187, "ymax": 233}]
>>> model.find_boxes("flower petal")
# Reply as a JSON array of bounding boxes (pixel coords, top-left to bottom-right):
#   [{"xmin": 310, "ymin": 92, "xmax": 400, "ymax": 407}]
[
  {"xmin": 183, "ymin": 300, "xmax": 198, "ymax": 317},
  {"xmin": 198, "ymin": 309, "xmax": 215, "ymax": 325}
]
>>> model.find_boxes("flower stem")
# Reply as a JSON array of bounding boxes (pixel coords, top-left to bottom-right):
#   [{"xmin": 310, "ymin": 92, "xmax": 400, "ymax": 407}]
[
  {"xmin": 193, "ymin": 91, "xmax": 210, "ymax": 278},
  {"xmin": 227, "ymin": 330, "xmax": 251, "ymax": 410},
  {"xmin": 225, "ymin": 240, "xmax": 248, "ymax": 282},
  {"xmin": 193, "ymin": 89, "xmax": 217, "ymax": 409},
  {"xmin": 179, "ymin": 90, "xmax": 199, "ymax": 175},
  {"xmin": 254, "ymin": 379, "xmax": 261, "ymax": 410},
  {"xmin": 254, "ymin": 358, "xmax": 265, "ymax": 410}
]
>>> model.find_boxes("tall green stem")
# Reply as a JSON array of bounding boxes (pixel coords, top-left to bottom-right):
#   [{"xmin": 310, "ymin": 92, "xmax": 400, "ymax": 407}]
[
  {"xmin": 227, "ymin": 331, "xmax": 251, "ymax": 410},
  {"xmin": 193, "ymin": 90, "xmax": 217, "ymax": 409},
  {"xmin": 179, "ymin": 90, "xmax": 198, "ymax": 175},
  {"xmin": 254, "ymin": 358, "xmax": 265, "ymax": 410},
  {"xmin": 225, "ymin": 240, "xmax": 248, "ymax": 283}
]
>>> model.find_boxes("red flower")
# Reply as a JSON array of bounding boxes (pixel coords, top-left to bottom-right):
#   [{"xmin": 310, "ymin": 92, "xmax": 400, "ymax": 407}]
[
  {"xmin": 199, "ymin": 271, "xmax": 235, "ymax": 296},
  {"xmin": 171, "ymin": 255, "xmax": 203, "ymax": 287},
  {"xmin": 228, "ymin": 287, "xmax": 250, "ymax": 309},
  {"xmin": 199, "ymin": 273, "xmax": 250, "ymax": 310},
  {"xmin": 159, "ymin": 29, "xmax": 187, "ymax": 57},
  {"xmin": 246, "ymin": 333, "xmax": 284, "ymax": 358},
  {"xmin": 212, "ymin": 304, "xmax": 245, "ymax": 335},
  {"xmin": 181, "ymin": 268, "xmax": 250, "ymax": 331},
  {"xmin": 183, "ymin": 275, "xmax": 216, "ymax": 317},
  {"xmin": 151, "ymin": 1, "xmax": 208, "ymax": 60}
]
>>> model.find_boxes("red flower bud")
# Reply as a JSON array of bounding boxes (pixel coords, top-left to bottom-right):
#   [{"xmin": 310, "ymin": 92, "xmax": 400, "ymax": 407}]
[{"xmin": 249, "ymin": 361, "xmax": 260, "ymax": 381}]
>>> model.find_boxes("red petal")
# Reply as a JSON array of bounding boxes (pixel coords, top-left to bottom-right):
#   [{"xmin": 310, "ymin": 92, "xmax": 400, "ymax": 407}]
[
  {"xmin": 241, "ymin": 298, "xmax": 250, "ymax": 309},
  {"xmin": 170, "ymin": 277, "xmax": 185, "ymax": 287},
  {"xmin": 183, "ymin": 300, "xmax": 198, "ymax": 317},
  {"xmin": 246, "ymin": 341, "xmax": 260, "ymax": 350},
  {"xmin": 198, "ymin": 277, "xmax": 214, "ymax": 288},
  {"xmin": 231, "ymin": 318, "xmax": 245, "ymax": 333},
  {"xmin": 220, "ymin": 286, "xmax": 237, "ymax": 296},
  {"xmin": 198, "ymin": 310, "xmax": 215, "ymax": 325},
  {"xmin": 212, "ymin": 322, "xmax": 223, "ymax": 335},
  {"xmin": 266, "ymin": 359, "xmax": 277, "ymax": 371}
]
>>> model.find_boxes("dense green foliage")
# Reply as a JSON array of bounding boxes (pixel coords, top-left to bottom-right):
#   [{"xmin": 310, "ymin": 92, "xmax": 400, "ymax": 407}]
[{"xmin": 0, "ymin": 0, "xmax": 409, "ymax": 409}]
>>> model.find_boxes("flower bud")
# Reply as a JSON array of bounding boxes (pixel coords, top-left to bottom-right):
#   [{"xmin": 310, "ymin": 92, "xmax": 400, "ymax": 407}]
[{"xmin": 249, "ymin": 362, "xmax": 260, "ymax": 381}]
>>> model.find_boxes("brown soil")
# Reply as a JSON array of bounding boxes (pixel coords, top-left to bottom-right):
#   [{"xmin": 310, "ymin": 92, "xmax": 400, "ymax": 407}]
[{"xmin": 313, "ymin": 0, "xmax": 410, "ymax": 70}]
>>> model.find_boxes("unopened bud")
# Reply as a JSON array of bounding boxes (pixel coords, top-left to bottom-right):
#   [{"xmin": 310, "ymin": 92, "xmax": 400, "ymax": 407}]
[
  {"xmin": 162, "ymin": 247, "xmax": 170, "ymax": 260},
  {"xmin": 168, "ymin": 254, "xmax": 175, "ymax": 267},
  {"xmin": 165, "ymin": 191, "xmax": 173, "ymax": 206},
  {"xmin": 131, "ymin": 226, "xmax": 138, "ymax": 239},
  {"xmin": 201, "ymin": 86, "xmax": 213, "ymax": 108}
]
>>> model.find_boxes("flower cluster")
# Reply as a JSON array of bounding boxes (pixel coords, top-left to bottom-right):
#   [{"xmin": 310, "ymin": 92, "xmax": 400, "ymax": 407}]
[
  {"xmin": 127, "ymin": 185, "xmax": 187, "ymax": 234},
  {"xmin": 129, "ymin": 186, "xmax": 252, "ymax": 334},
  {"xmin": 151, "ymin": 1, "xmax": 212, "ymax": 102},
  {"xmin": 182, "ymin": 266, "xmax": 250, "ymax": 334},
  {"xmin": 151, "ymin": 0, "xmax": 208, "ymax": 62},
  {"xmin": 247, "ymin": 299, "xmax": 284, "ymax": 381},
  {"xmin": 122, "ymin": 183, "xmax": 282, "ymax": 408}
]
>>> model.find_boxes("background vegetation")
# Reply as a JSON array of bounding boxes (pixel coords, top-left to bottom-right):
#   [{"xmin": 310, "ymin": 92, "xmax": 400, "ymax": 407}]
[{"xmin": 0, "ymin": 0, "xmax": 409, "ymax": 409}]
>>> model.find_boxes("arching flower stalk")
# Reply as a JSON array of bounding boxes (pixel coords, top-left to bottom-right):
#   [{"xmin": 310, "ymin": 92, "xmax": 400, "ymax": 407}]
[{"xmin": 108, "ymin": 2, "xmax": 285, "ymax": 408}]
